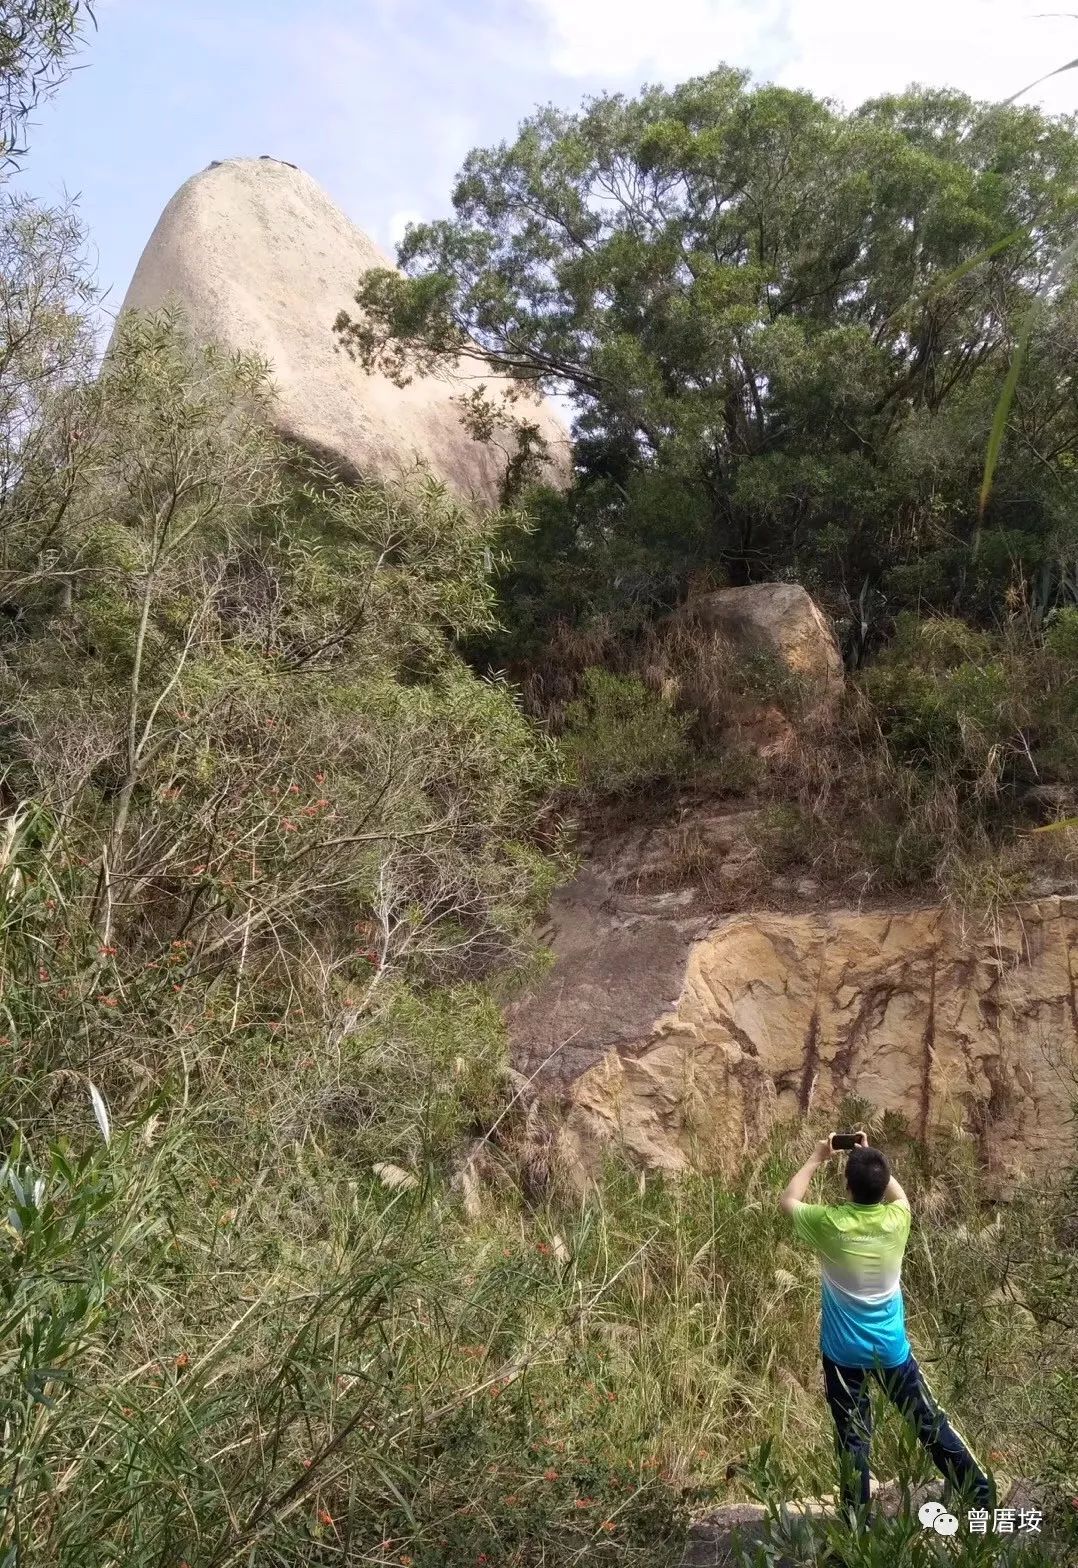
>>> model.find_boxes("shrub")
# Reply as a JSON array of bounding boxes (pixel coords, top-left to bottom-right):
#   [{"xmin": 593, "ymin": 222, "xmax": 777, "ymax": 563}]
[{"xmin": 560, "ymin": 667, "xmax": 691, "ymax": 797}]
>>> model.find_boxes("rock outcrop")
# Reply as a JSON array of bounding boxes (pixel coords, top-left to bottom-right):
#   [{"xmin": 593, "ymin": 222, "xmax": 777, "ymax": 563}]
[
  {"xmin": 115, "ymin": 157, "xmax": 570, "ymax": 504},
  {"xmin": 663, "ymin": 582, "xmax": 843, "ymax": 760},
  {"xmin": 509, "ymin": 858, "xmax": 1078, "ymax": 1188},
  {"xmin": 676, "ymin": 583, "xmax": 844, "ymax": 698}
]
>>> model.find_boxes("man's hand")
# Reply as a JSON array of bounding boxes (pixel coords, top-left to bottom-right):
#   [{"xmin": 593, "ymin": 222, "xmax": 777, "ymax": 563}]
[{"xmin": 815, "ymin": 1137, "xmax": 836, "ymax": 1163}]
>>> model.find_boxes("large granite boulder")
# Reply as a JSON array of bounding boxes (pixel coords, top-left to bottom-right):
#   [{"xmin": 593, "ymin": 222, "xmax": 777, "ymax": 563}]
[
  {"xmin": 677, "ymin": 583, "xmax": 844, "ymax": 698},
  {"xmin": 115, "ymin": 157, "xmax": 570, "ymax": 504}
]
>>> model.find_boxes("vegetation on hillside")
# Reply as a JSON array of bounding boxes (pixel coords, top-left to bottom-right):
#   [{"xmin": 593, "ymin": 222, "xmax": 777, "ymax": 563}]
[
  {"xmin": 341, "ymin": 70, "xmax": 1078, "ymax": 905},
  {"xmin": 0, "ymin": 18, "xmax": 1076, "ymax": 1568}
]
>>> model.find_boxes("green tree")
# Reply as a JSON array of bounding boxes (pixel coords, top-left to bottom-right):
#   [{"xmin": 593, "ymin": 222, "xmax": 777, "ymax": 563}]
[
  {"xmin": 339, "ymin": 71, "xmax": 1078, "ymax": 652},
  {"xmin": 0, "ymin": 310, "xmax": 562, "ymax": 1124},
  {"xmin": 0, "ymin": 1, "xmax": 96, "ymax": 165}
]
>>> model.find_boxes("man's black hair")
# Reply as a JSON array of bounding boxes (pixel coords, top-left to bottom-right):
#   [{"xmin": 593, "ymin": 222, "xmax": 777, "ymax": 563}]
[{"xmin": 845, "ymin": 1145, "xmax": 891, "ymax": 1205}]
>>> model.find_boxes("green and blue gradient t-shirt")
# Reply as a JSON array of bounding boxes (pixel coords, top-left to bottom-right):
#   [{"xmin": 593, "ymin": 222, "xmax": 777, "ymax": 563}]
[{"xmin": 790, "ymin": 1200, "xmax": 912, "ymax": 1368}]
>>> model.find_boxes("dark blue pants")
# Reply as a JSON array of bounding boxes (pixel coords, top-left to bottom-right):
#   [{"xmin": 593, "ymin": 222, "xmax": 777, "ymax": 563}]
[{"xmin": 822, "ymin": 1352, "xmax": 991, "ymax": 1510}]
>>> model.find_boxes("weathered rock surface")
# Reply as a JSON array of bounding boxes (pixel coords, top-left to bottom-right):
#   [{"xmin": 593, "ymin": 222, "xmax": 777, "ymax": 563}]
[
  {"xmin": 509, "ymin": 858, "xmax": 1078, "ymax": 1187},
  {"xmin": 677, "ymin": 583, "xmax": 844, "ymax": 698},
  {"xmin": 115, "ymin": 157, "xmax": 570, "ymax": 503}
]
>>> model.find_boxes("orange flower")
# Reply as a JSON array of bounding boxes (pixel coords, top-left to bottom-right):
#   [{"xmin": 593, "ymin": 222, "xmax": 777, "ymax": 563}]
[
  {"xmin": 503, "ymin": 1493, "xmax": 519, "ymax": 1506},
  {"xmin": 399, "ymin": 1558, "xmax": 413, "ymax": 1567},
  {"xmin": 175, "ymin": 1352, "xmax": 190, "ymax": 1371},
  {"xmin": 543, "ymin": 1468, "xmax": 559, "ymax": 1482},
  {"xmin": 317, "ymin": 1508, "xmax": 333, "ymax": 1526},
  {"xmin": 314, "ymin": 772, "xmax": 326, "ymax": 784},
  {"xmin": 279, "ymin": 819, "xmax": 297, "ymax": 832},
  {"xmin": 99, "ymin": 944, "xmax": 117, "ymax": 956},
  {"xmin": 575, "ymin": 1497, "xmax": 593, "ymax": 1509},
  {"xmin": 599, "ymin": 1519, "xmax": 616, "ymax": 1533}
]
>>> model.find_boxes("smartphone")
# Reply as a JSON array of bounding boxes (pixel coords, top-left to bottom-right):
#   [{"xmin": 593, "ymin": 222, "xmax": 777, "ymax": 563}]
[{"xmin": 830, "ymin": 1132, "xmax": 861, "ymax": 1152}]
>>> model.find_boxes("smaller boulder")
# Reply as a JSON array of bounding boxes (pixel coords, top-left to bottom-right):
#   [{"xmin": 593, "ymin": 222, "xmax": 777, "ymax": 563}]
[{"xmin": 679, "ymin": 583, "xmax": 843, "ymax": 698}]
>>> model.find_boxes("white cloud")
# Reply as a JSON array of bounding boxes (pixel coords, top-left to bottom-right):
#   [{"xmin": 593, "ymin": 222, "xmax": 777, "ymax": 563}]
[
  {"xmin": 524, "ymin": 0, "xmax": 783, "ymax": 81},
  {"xmin": 525, "ymin": 0, "xmax": 1078, "ymax": 115},
  {"xmin": 774, "ymin": 0, "xmax": 1078, "ymax": 114}
]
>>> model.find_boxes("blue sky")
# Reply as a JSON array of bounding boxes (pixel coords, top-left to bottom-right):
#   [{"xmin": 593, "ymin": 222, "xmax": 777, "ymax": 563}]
[{"xmin": 15, "ymin": 0, "xmax": 1078, "ymax": 323}]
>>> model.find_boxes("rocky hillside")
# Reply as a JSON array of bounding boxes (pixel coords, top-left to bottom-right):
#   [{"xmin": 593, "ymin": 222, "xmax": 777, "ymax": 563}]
[
  {"xmin": 508, "ymin": 587, "xmax": 1078, "ymax": 1188},
  {"xmin": 111, "ymin": 157, "xmax": 1078, "ymax": 1198},
  {"xmin": 3, "ymin": 21, "xmax": 1077, "ymax": 1554}
]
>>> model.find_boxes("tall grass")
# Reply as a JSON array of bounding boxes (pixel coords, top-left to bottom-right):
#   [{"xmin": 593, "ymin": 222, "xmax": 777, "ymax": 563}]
[{"xmin": 2, "ymin": 1060, "xmax": 1075, "ymax": 1565}]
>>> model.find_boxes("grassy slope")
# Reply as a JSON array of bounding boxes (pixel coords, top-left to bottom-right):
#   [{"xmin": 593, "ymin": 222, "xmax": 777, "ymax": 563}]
[{"xmin": 5, "ymin": 1052, "xmax": 1076, "ymax": 1565}]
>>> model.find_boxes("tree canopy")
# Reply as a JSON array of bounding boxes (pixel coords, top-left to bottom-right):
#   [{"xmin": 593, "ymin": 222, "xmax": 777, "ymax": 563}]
[{"xmin": 339, "ymin": 69, "xmax": 1078, "ymax": 656}]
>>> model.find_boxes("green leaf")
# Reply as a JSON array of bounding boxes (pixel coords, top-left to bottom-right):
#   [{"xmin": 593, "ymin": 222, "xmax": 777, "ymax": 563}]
[{"xmin": 976, "ymin": 308, "xmax": 1036, "ymax": 537}]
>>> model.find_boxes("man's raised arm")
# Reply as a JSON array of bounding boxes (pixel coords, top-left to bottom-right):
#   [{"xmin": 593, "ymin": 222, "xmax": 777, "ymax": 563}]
[{"xmin": 778, "ymin": 1138, "xmax": 834, "ymax": 1216}]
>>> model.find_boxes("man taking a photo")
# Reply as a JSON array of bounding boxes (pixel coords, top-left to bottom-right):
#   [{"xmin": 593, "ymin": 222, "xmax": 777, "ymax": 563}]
[{"xmin": 779, "ymin": 1131, "xmax": 992, "ymax": 1515}]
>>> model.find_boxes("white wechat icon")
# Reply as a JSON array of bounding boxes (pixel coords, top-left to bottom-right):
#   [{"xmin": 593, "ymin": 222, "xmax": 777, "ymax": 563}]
[{"xmin": 918, "ymin": 1500, "xmax": 959, "ymax": 1535}]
